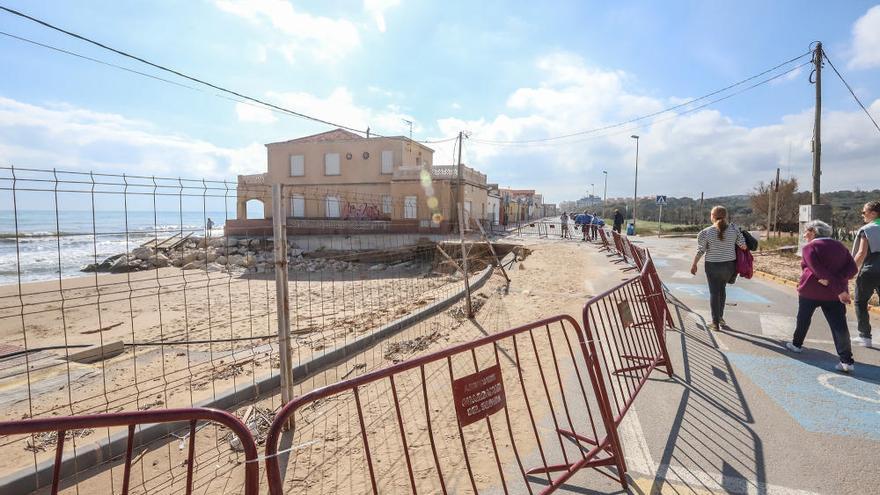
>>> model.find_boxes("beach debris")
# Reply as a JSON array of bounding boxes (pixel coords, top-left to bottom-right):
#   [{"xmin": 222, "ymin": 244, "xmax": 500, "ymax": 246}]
[{"xmin": 25, "ymin": 429, "xmax": 94, "ymax": 452}]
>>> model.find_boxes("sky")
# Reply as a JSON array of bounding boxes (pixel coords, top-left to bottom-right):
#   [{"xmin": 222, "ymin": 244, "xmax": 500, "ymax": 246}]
[{"xmin": 1, "ymin": 0, "xmax": 879, "ymax": 204}]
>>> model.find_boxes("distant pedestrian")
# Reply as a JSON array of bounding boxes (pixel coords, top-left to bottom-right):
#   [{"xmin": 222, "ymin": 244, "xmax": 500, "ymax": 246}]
[
  {"xmin": 852, "ymin": 200, "xmax": 880, "ymax": 348},
  {"xmin": 690, "ymin": 205, "xmax": 747, "ymax": 331},
  {"xmin": 784, "ymin": 220, "xmax": 858, "ymax": 373},
  {"xmin": 560, "ymin": 212, "xmax": 570, "ymax": 238},
  {"xmin": 206, "ymin": 218, "xmax": 215, "ymax": 238},
  {"xmin": 613, "ymin": 209, "xmax": 624, "ymax": 234}
]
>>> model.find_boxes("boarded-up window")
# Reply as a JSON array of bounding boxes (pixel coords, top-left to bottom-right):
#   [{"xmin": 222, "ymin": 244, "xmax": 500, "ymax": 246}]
[
  {"xmin": 381, "ymin": 150, "xmax": 393, "ymax": 174},
  {"xmin": 325, "ymin": 196, "xmax": 340, "ymax": 218},
  {"xmin": 382, "ymin": 195, "xmax": 393, "ymax": 215},
  {"xmin": 290, "ymin": 195, "xmax": 304, "ymax": 217},
  {"xmin": 325, "ymin": 153, "xmax": 340, "ymax": 176},
  {"xmin": 289, "ymin": 155, "xmax": 304, "ymax": 176},
  {"xmin": 404, "ymin": 196, "xmax": 417, "ymax": 219}
]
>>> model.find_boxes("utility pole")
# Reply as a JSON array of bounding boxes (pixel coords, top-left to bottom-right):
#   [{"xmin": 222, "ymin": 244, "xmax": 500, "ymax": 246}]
[
  {"xmin": 631, "ymin": 135, "xmax": 640, "ymax": 229},
  {"xmin": 602, "ymin": 170, "xmax": 608, "ymax": 219},
  {"xmin": 456, "ymin": 131, "xmax": 473, "ymax": 318},
  {"xmin": 773, "ymin": 167, "xmax": 781, "ymax": 237},
  {"xmin": 699, "ymin": 192, "xmax": 704, "ymax": 227},
  {"xmin": 811, "ymin": 42, "xmax": 822, "ymax": 205},
  {"xmin": 766, "ymin": 177, "xmax": 774, "ymax": 240}
]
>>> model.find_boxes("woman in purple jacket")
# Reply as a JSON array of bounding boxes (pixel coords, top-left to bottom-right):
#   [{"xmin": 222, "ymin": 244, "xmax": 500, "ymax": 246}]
[{"xmin": 784, "ymin": 220, "xmax": 858, "ymax": 372}]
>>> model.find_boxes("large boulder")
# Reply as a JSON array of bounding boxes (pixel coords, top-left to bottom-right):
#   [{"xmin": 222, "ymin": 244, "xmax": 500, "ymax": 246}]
[
  {"xmin": 216, "ymin": 255, "xmax": 227, "ymax": 265},
  {"xmin": 209, "ymin": 237, "xmax": 227, "ymax": 248},
  {"xmin": 182, "ymin": 260, "xmax": 205, "ymax": 270},
  {"xmin": 227, "ymin": 254, "xmax": 245, "ymax": 267},
  {"xmin": 150, "ymin": 253, "xmax": 170, "ymax": 268},
  {"xmin": 131, "ymin": 246, "xmax": 153, "ymax": 261}
]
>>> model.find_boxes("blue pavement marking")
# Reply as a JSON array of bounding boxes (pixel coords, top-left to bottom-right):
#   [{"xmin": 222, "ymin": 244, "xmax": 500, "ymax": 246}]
[
  {"xmin": 727, "ymin": 353, "xmax": 880, "ymax": 440},
  {"xmin": 665, "ymin": 283, "xmax": 770, "ymax": 303}
]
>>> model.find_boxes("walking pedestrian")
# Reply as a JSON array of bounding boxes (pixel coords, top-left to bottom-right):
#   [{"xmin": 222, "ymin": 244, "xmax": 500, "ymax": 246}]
[
  {"xmin": 560, "ymin": 212, "xmax": 570, "ymax": 238},
  {"xmin": 852, "ymin": 200, "xmax": 880, "ymax": 348},
  {"xmin": 784, "ymin": 220, "xmax": 858, "ymax": 372},
  {"xmin": 613, "ymin": 209, "xmax": 624, "ymax": 234},
  {"xmin": 689, "ymin": 205, "xmax": 747, "ymax": 331}
]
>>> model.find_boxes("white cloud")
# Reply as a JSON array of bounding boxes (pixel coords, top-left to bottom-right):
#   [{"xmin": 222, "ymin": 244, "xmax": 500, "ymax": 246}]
[
  {"xmin": 235, "ymin": 102, "xmax": 278, "ymax": 124},
  {"xmin": 849, "ymin": 5, "xmax": 880, "ymax": 69},
  {"xmin": 214, "ymin": 0, "xmax": 360, "ymax": 62},
  {"xmin": 429, "ymin": 52, "xmax": 879, "ymax": 202},
  {"xmin": 268, "ymin": 87, "xmax": 421, "ymax": 135},
  {"xmin": 0, "ymin": 97, "xmax": 264, "ymax": 178},
  {"xmin": 364, "ymin": 0, "xmax": 400, "ymax": 33}
]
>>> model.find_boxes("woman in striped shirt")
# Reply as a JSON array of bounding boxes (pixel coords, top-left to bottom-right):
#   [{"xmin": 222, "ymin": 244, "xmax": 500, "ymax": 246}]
[{"xmin": 690, "ymin": 205, "xmax": 747, "ymax": 330}]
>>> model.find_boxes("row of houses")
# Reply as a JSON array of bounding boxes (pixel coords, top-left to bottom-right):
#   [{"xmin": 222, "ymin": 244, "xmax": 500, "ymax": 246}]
[{"xmin": 231, "ymin": 129, "xmax": 555, "ymax": 235}]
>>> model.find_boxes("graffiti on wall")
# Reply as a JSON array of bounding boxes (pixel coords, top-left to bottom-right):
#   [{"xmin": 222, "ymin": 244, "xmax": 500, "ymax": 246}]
[{"xmin": 341, "ymin": 202, "xmax": 388, "ymax": 220}]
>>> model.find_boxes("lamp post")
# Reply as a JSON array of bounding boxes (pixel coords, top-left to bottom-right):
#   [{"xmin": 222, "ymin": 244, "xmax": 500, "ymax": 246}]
[
  {"xmin": 590, "ymin": 183, "xmax": 595, "ymax": 207},
  {"xmin": 602, "ymin": 170, "xmax": 608, "ymax": 219},
  {"xmin": 631, "ymin": 135, "xmax": 640, "ymax": 230}
]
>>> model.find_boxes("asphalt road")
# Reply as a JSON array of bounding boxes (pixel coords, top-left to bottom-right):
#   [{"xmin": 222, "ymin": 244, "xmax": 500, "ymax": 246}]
[{"xmin": 603, "ymin": 234, "xmax": 880, "ymax": 495}]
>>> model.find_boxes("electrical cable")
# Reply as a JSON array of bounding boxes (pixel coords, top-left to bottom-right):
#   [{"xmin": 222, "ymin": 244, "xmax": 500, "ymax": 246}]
[
  {"xmin": 0, "ymin": 6, "xmax": 455, "ymax": 145},
  {"xmin": 472, "ymin": 50, "xmax": 812, "ymax": 144},
  {"xmin": 470, "ymin": 60, "xmax": 812, "ymax": 148},
  {"xmin": 823, "ymin": 52, "xmax": 880, "ymax": 136}
]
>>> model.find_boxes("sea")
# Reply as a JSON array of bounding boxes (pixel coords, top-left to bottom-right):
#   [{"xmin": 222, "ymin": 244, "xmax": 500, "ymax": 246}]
[{"xmin": 0, "ymin": 210, "xmax": 227, "ymax": 286}]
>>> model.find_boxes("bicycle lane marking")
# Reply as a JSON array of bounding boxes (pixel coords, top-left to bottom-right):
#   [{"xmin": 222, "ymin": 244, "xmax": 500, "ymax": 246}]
[{"xmin": 725, "ymin": 352, "xmax": 880, "ymax": 440}]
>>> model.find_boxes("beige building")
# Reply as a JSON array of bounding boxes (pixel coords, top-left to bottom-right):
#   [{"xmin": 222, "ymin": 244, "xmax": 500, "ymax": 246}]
[{"xmin": 231, "ymin": 129, "xmax": 490, "ymax": 234}]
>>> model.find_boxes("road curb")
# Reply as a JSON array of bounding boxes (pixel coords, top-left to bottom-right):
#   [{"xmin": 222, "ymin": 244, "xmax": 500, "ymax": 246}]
[{"xmin": 754, "ymin": 270, "xmax": 880, "ymax": 314}]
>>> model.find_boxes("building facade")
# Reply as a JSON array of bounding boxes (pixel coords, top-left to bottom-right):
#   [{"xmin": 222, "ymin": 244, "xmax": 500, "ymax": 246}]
[{"xmin": 232, "ymin": 129, "xmax": 490, "ymax": 234}]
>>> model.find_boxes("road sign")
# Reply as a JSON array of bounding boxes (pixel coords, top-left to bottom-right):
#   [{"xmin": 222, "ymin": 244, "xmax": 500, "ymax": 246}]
[{"xmin": 655, "ymin": 195, "xmax": 667, "ymax": 205}]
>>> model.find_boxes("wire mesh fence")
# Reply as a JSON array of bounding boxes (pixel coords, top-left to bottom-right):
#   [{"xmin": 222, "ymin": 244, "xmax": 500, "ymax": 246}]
[{"xmin": 0, "ymin": 166, "xmax": 502, "ymax": 493}]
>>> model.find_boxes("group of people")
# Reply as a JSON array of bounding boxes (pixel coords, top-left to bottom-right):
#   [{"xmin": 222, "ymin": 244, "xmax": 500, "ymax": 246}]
[
  {"xmin": 559, "ymin": 210, "xmax": 605, "ymax": 241},
  {"xmin": 690, "ymin": 201, "xmax": 880, "ymax": 373}
]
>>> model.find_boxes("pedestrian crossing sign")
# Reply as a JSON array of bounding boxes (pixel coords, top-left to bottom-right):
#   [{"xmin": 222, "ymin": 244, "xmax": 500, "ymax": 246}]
[{"xmin": 655, "ymin": 195, "xmax": 667, "ymax": 205}]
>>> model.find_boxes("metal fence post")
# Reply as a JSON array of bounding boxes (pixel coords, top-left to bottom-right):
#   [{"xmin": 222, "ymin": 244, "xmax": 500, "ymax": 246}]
[{"xmin": 272, "ymin": 184, "xmax": 294, "ymax": 426}]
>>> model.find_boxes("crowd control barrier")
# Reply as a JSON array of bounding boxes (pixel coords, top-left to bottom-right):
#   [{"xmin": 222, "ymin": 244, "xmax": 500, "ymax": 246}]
[
  {"xmin": 582, "ymin": 254, "xmax": 674, "ymax": 441},
  {"xmin": 0, "ymin": 408, "xmax": 260, "ymax": 495},
  {"xmin": 265, "ymin": 315, "xmax": 626, "ymax": 494}
]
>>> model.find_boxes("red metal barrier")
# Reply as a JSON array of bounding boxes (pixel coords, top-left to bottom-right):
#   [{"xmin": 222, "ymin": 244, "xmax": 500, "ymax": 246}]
[
  {"xmin": 265, "ymin": 315, "xmax": 626, "ymax": 494},
  {"xmin": 0, "ymin": 408, "xmax": 260, "ymax": 495},
  {"xmin": 596, "ymin": 228, "xmax": 610, "ymax": 251},
  {"xmin": 581, "ymin": 257, "xmax": 673, "ymax": 439}
]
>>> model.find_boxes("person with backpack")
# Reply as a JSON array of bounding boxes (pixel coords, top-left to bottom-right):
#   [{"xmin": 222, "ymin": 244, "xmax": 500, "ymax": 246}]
[
  {"xmin": 852, "ymin": 200, "xmax": 880, "ymax": 349},
  {"xmin": 690, "ymin": 205, "xmax": 747, "ymax": 331},
  {"xmin": 784, "ymin": 220, "xmax": 858, "ymax": 373}
]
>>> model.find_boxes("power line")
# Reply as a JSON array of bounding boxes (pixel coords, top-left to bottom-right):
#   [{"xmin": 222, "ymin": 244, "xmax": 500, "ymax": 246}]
[
  {"xmin": 823, "ymin": 51, "xmax": 880, "ymax": 136},
  {"xmin": 0, "ymin": 5, "xmax": 454, "ymax": 145},
  {"xmin": 470, "ymin": 60, "xmax": 812, "ymax": 149},
  {"xmin": 472, "ymin": 50, "xmax": 812, "ymax": 145}
]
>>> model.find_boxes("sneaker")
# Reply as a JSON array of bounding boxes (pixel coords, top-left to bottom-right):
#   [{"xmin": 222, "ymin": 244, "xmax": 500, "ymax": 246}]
[
  {"xmin": 835, "ymin": 362, "xmax": 855, "ymax": 373},
  {"xmin": 852, "ymin": 336, "xmax": 873, "ymax": 348},
  {"xmin": 784, "ymin": 342, "xmax": 803, "ymax": 353},
  {"xmin": 719, "ymin": 318, "xmax": 727, "ymax": 328},
  {"xmin": 707, "ymin": 322, "xmax": 719, "ymax": 331}
]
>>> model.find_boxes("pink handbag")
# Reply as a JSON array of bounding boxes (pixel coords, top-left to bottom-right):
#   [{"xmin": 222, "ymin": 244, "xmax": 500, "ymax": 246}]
[{"xmin": 736, "ymin": 248, "xmax": 754, "ymax": 279}]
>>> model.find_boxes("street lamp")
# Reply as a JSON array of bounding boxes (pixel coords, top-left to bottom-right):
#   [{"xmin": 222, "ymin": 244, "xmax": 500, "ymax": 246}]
[
  {"xmin": 602, "ymin": 170, "xmax": 608, "ymax": 219},
  {"xmin": 631, "ymin": 135, "xmax": 640, "ymax": 230},
  {"xmin": 590, "ymin": 183, "xmax": 595, "ymax": 206}
]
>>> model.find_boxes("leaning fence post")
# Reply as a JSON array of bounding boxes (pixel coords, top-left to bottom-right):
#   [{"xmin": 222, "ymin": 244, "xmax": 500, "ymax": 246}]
[{"xmin": 272, "ymin": 184, "xmax": 295, "ymax": 428}]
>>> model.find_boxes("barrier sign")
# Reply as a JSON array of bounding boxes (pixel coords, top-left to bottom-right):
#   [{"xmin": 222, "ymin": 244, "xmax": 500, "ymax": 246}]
[{"xmin": 452, "ymin": 364, "xmax": 506, "ymax": 427}]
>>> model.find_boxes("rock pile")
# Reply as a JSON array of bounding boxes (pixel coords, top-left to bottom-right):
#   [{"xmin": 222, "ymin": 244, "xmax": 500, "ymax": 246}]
[{"xmin": 81, "ymin": 236, "xmax": 423, "ymax": 275}]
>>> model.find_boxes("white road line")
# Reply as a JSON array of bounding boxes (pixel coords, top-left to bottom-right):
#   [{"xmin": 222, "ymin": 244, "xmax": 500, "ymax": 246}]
[{"xmin": 624, "ymin": 407, "xmax": 820, "ymax": 494}]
